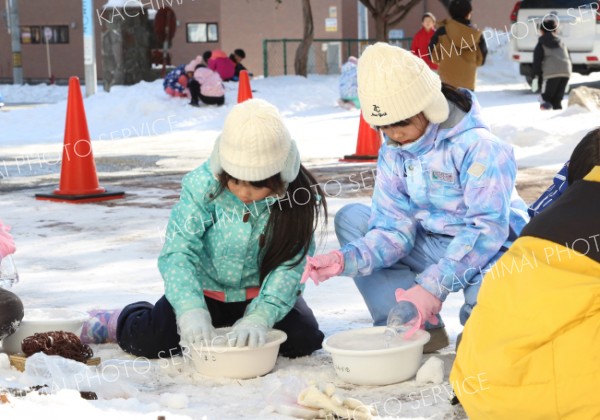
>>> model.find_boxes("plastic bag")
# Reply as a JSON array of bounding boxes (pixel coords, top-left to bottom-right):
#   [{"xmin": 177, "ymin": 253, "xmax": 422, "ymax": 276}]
[
  {"xmin": 23, "ymin": 352, "xmax": 92, "ymax": 392},
  {"xmin": 23, "ymin": 353, "xmax": 141, "ymax": 398}
]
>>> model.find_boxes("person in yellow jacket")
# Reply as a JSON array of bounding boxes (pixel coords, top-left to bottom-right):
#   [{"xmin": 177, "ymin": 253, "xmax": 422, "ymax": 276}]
[
  {"xmin": 429, "ymin": 0, "xmax": 487, "ymax": 91},
  {"xmin": 451, "ymin": 128, "xmax": 600, "ymax": 419}
]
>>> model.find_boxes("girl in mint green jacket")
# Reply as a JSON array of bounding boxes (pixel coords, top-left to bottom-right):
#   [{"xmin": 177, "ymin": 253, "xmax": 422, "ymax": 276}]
[{"xmin": 81, "ymin": 99, "xmax": 327, "ymax": 359}]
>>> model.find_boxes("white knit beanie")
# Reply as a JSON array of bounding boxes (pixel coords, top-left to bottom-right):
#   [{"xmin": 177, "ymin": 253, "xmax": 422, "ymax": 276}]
[
  {"xmin": 210, "ymin": 99, "xmax": 301, "ymax": 183},
  {"xmin": 357, "ymin": 42, "xmax": 449, "ymax": 126}
]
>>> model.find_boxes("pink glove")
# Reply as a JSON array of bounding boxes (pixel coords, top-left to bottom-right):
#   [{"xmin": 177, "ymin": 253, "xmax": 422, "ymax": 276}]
[
  {"xmin": 300, "ymin": 251, "xmax": 344, "ymax": 285},
  {"xmin": 0, "ymin": 222, "xmax": 16, "ymax": 258},
  {"xmin": 395, "ymin": 285, "xmax": 442, "ymax": 338}
]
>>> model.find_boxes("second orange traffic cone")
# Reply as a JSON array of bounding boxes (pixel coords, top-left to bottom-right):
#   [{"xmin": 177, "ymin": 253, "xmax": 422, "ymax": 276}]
[
  {"xmin": 35, "ymin": 77, "xmax": 125, "ymax": 203},
  {"xmin": 340, "ymin": 112, "xmax": 382, "ymax": 162},
  {"xmin": 237, "ymin": 70, "xmax": 253, "ymax": 103}
]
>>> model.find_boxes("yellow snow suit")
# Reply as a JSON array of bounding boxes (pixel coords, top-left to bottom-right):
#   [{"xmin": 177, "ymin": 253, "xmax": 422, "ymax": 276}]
[{"xmin": 451, "ymin": 166, "xmax": 600, "ymax": 419}]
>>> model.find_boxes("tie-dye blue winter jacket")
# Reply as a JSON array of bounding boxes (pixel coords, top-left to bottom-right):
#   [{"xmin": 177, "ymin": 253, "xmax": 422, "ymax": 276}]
[{"xmin": 340, "ymin": 91, "xmax": 530, "ymax": 300}]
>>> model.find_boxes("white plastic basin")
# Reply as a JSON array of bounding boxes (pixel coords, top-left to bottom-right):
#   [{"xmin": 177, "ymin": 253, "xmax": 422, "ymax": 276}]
[
  {"xmin": 189, "ymin": 327, "xmax": 287, "ymax": 379},
  {"xmin": 323, "ymin": 326, "xmax": 430, "ymax": 386},
  {"xmin": 1, "ymin": 308, "xmax": 89, "ymax": 355}
]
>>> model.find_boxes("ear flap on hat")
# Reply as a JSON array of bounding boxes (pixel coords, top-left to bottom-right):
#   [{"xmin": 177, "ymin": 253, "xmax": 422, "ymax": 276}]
[
  {"xmin": 209, "ymin": 136, "xmax": 223, "ymax": 179},
  {"xmin": 280, "ymin": 140, "xmax": 301, "ymax": 183},
  {"xmin": 422, "ymin": 90, "xmax": 450, "ymax": 124}
]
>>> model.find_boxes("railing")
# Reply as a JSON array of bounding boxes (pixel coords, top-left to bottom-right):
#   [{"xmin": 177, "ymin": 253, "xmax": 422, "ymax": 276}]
[{"xmin": 262, "ymin": 37, "xmax": 413, "ymax": 77}]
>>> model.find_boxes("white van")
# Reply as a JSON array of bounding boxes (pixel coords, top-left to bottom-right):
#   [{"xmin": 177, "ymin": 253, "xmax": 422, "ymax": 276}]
[{"xmin": 510, "ymin": 0, "xmax": 600, "ymax": 86}]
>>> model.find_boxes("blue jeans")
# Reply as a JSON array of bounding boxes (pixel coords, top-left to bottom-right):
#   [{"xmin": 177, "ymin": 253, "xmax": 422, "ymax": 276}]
[{"xmin": 335, "ymin": 203, "xmax": 503, "ymax": 327}]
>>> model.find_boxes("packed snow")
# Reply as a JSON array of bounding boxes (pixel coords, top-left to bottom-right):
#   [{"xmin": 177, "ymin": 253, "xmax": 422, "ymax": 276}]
[{"xmin": 1, "ymin": 36, "xmax": 600, "ymax": 419}]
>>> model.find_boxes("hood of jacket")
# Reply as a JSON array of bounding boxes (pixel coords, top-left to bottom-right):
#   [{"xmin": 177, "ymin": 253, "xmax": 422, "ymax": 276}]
[
  {"xmin": 438, "ymin": 18, "xmax": 481, "ymax": 49},
  {"xmin": 540, "ymin": 32, "xmax": 562, "ymax": 49}
]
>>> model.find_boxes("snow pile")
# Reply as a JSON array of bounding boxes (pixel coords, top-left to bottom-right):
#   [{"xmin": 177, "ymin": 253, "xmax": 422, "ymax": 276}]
[
  {"xmin": 2, "ymin": 27, "xmax": 600, "ymax": 419},
  {"xmin": 416, "ymin": 356, "xmax": 445, "ymax": 385}
]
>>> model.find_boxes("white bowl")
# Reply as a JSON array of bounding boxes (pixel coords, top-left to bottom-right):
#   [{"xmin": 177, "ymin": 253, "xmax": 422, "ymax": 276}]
[
  {"xmin": 189, "ymin": 327, "xmax": 287, "ymax": 379},
  {"xmin": 323, "ymin": 326, "xmax": 430, "ymax": 386},
  {"xmin": 1, "ymin": 308, "xmax": 89, "ymax": 355}
]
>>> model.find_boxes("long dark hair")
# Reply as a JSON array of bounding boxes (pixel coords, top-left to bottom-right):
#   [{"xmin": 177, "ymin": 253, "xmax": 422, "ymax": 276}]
[
  {"xmin": 214, "ymin": 165, "xmax": 327, "ymax": 281},
  {"xmin": 568, "ymin": 128, "xmax": 600, "ymax": 185},
  {"xmin": 441, "ymin": 83, "xmax": 472, "ymax": 113}
]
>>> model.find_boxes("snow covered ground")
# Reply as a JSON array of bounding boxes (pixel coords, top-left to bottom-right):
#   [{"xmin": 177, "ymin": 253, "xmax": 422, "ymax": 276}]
[{"xmin": 1, "ymin": 37, "xmax": 600, "ymax": 419}]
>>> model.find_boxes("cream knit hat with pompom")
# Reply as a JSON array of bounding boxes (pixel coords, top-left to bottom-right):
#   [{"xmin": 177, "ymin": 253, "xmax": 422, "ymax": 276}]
[
  {"xmin": 210, "ymin": 99, "xmax": 301, "ymax": 182},
  {"xmin": 357, "ymin": 42, "xmax": 449, "ymax": 126}
]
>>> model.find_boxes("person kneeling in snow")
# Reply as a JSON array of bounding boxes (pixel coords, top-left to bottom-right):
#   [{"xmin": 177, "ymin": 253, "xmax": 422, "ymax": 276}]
[
  {"xmin": 163, "ymin": 64, "xmax": 191, "ymax": 98},
  {"xmin": 338, "ymin": 56, "xmax": 360, "ymax": 109},
  {"xmin": 302, "ymin": 43, "xmax": 529, "ymax": 353},
  {"xmin": 188, "ymin": 63, "xmax": 225, "ymax": 107},
  {"xmin": 451, "ymin": 128, "xmax": 600, "ymax": 418},
  {"xmin": 80, "ymin": 99, "xmax": 326, "ymax": 360}
]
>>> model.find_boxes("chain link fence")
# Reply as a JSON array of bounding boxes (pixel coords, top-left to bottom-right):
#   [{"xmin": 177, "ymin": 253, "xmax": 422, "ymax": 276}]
[{"xmin": 262, "ymin": 38, "xmax": 413, "ymax": 77}]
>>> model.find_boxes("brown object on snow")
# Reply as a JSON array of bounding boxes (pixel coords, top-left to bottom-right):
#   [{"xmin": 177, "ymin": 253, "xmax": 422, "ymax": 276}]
[{"xmin": 21, "ymin": 331, "xmax": 93, "ymax": 363}]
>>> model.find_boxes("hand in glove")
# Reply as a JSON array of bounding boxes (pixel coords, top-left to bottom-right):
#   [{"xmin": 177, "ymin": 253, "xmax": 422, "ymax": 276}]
[
  {"xmin": 394, "ymin": 285, "xmax": 442, "ymax": 338},
  {"xmin": 531, "ymin": 76, "xmax": 539, "ymax": 93},
  {"xmin": 300, "ymin": 250, "xmax": 344, "ymax": 285},
  {"xmin": 228, "ymin": 316, "xmax": 268, "ymax": 348},
  {"xmin": 177, "ymin": 308, "xmax": 215, "ymax": 348},
  {"xmin": 0, "ymin": 222, "xmax": 16, "ymax": 259}
]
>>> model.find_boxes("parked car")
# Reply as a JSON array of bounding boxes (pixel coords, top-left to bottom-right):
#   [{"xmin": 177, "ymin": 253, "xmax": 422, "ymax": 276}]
[{"xmin": 510, "ymin": 0, "xmax": 600, "ymax": 86}]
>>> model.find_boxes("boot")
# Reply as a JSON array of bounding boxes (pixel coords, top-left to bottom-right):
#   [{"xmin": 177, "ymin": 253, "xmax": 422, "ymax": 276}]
[
  {"xmin": 80, "ymin": 309, "xmax": 122, "ymax": 345},
  {"xmin": 423, "ymin": 327, "xmax": 450, "ymax": 353}
]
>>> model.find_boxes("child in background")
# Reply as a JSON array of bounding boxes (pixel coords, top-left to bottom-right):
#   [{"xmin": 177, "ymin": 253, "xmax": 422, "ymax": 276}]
[
  {"xmin": 208, "ymin": 50, "xmax": 236, "ymax": 82},
  {"xmin": 202, "ymin": 50, "xmax": 212, "ymax": 66},
  {"xmin": 451, "ymin": 128, "xmax": 600, "ymax": 418},
  {"xmin": 81, "ymin": 99, "xmax": 327, "ymax": 360},
  {"xmin": 411, "ymin": 13, "xmax": 438, "ymax": 71},
  {"xmin": 302, "ymin": 43, "xmax": 529, "ymax": 353},
  {"xmin": 229, "ymin": 48, "xmax": 250, "ymax": 81},
  {"xmin": 163, "ymin": 64, "xmax": 190, "ymax": 98},
  {"xmin": 429, "ymin": 0, "xmax": 487, "ymax": 91},
  {"xmin": 0, "ymin": 221, "xmax": 24, "ymax": 342},
  {"xmin": 338, "ymin": 56, "xmax": 360, "ymax": 109},
  {"xmin": 188, "ymin": 63, "xmax": 226, "ymax": 107},
  {"xmin": 533, "ymin": 19, "xmax": 572, "ymax": 110}
]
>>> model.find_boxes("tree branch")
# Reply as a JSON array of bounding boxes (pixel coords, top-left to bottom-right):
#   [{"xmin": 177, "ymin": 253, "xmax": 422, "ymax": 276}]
[
  {"xmin": 358, "ymin": 0, "xmax": 378, "ymax": 16},
  {"xmin": 388, "ymin": 0, "xmax": 422, "ymax": 26}
]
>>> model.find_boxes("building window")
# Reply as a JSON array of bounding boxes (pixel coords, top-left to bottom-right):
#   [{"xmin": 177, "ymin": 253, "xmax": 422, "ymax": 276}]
[
  {"xmin": 186, "ymin": 23, "xmax": 218, "ymax": 43},
  {"xmin": 20, "ymin": 25, "xmax": 69, "ymax": 44}
]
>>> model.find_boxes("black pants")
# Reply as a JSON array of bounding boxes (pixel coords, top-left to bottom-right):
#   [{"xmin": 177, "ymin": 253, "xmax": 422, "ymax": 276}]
[
  {"xmin": 188, "ymin": 79, "xmax": 225, "ymax": 106},
  {"xmin": 0, "ymin": 288, "xmax": 24, "ymax": 340},
  {"xmin": 542, "ymin": 77, "xmax": 569, "ymax": 109},
  {"xmin": 117, "ymin": 295, "xmax": 324, "ymax": 359}
]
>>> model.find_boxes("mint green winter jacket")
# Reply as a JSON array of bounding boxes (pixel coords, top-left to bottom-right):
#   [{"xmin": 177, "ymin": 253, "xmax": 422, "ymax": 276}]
[{"xmin": 158, "ymin": 161, "xmax": 310, "ymax": 327}]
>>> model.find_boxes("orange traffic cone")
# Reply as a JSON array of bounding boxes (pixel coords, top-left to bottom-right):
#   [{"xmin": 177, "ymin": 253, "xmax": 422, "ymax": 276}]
[
  {"xmin": 237, "ymin": 70, "xmax": 253, "ymax": 103},
  {"xmin": 35, "ymin": 77, "xmax": 125, "ymax": 203},
  {"xmin": 340, "ymin": 112, "xmax": 382, "ymax": 162}
]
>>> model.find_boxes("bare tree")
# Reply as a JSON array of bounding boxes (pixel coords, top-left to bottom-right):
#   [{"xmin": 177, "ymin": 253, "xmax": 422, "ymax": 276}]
[
  {"xmin": 358, "ymin": 0, "xmax": 423, "ymax": 42},
  {"xmin": 294, "ymin": 0, "xmax": 314, "ymax": 76},
  {"xmin": 276, "ymin": 0, "xmax": 313, "ymax": 77}
]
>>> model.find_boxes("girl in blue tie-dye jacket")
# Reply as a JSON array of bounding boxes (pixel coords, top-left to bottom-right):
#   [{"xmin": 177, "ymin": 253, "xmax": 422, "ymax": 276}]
[{"xmin": 302, "ymin": 43, "xmax": 529, "ymax": 352}]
